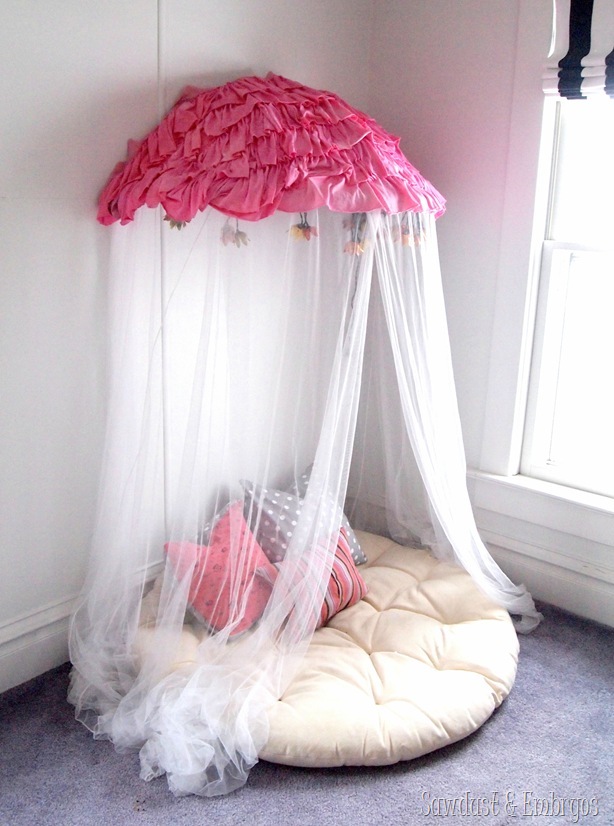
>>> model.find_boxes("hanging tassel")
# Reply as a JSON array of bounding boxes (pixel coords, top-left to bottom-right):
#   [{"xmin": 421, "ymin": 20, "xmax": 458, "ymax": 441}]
[
  {"xmin": 164, "ymin": 214, "xmax": 188, "ymax": 230},
  {"xmin": 221, "ymin": 218, "xmax": 250, "ymax": 247},
  {"xmin": 343, "ymin": 213, "xmax": 367, "ymax": 256},
  {"xmin": 290, "ymin": 212, "xmax": 318, "ymax": 241}
]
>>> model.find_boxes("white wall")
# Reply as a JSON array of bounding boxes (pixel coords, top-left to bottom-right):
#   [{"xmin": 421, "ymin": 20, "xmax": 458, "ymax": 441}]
[
  {"xmin": 3, "ymin": 0, "xmax": 609, "ymax": 692},
  {"xmin": 0, "ymin": 0, "xmax": 372, "ymax": 692},
  {"xmin": 369, "ymin": 1, "xmax": 614, "ymax": 627},
  {"xmin": 0, "ymin": 0, "xmax": 158, "ymax": 692},
  {"xmin": 370, "ymin": 0, "xmax": 530, "ymax": 466}
]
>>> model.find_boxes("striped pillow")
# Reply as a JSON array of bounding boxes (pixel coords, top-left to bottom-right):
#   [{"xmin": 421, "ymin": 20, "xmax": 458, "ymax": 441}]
[{"xmin": 318, "ymin": 528, "xmax": 368, "ymax": 627}]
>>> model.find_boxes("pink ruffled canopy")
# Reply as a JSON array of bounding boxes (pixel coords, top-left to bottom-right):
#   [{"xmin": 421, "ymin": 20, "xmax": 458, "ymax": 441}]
[{"xmin": 98, "ymin": 73, "xmax": 445, "ymax": 225}]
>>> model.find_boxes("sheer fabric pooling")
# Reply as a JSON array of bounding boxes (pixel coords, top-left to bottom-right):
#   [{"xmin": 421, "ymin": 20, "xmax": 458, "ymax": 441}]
[
  {"xmin": 69, "ymin": 208, "xmax": 376, "ymax": 796},
  {"xmin": 69, "ymin": 208, "xmax": 540, "ymax": 797}
]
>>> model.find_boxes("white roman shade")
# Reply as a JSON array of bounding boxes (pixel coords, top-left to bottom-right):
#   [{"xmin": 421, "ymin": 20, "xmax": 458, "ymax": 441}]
[{"xmin": 544, "ymin": 0, "xmax": 614, "ymax": 98}]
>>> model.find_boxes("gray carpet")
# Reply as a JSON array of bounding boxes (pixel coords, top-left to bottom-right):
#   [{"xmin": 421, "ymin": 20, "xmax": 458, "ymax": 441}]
[{"xmin": 1, "ymin": 602, "xmax": 612, "ymax": 826}]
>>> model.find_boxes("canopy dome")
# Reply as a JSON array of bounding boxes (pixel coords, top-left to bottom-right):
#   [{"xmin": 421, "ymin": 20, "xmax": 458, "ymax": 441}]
[{"xmin": 97, "ymin": 73, "xmax": 446, "ymax": 225}]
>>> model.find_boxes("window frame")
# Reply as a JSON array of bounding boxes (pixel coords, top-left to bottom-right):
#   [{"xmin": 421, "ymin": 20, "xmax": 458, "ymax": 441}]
[
  {"xmin": 469, "ymin": 2, "xmax": 614, "ymax": 627},
  {"xmin": 521, "ymin": 241, "xmax": 614, "ymax": 497},
  {"xmin": 478, "ymin": 96, "xmax": 557, "ymax": 478}
]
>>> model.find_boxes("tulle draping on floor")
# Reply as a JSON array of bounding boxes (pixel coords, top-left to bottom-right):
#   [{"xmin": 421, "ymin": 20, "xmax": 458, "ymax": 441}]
[{"xmin": 69, "ymin": 208, "xmax": 540, "ymax": 798}]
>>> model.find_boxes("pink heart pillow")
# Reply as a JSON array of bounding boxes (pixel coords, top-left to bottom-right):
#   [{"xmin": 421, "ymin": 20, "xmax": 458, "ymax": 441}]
[{"xmin": 165, "ymin": 501, "xmax": 279, "ymax": 637}]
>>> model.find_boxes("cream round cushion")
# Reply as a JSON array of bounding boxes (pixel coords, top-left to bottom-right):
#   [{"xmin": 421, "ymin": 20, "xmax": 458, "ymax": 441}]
[{"xmin": 260, "ymin": 530, "xmax": 519, "ymax": 767}]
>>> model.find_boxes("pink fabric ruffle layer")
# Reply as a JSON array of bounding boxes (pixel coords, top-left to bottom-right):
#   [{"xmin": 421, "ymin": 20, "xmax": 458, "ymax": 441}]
[{"xmin": 98, "ymin": 73, "xmax": 446, "ymax": 225}]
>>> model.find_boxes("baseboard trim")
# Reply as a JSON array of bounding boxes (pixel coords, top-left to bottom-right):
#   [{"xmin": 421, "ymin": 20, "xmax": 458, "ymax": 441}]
[
  {"xmin": 485, "ymin": 536, "xmax": 614, "ymax": 628},
  {"xmin": 0, "ymin": 597, "xmax": 76, "ymax": 694},
  {"xmin": 468, "ymin": 469, "xmax": 614, "ymax": 628},
  {"xmin": 0, "ymin": 560, "xmax": 164, "ymax": 694}
]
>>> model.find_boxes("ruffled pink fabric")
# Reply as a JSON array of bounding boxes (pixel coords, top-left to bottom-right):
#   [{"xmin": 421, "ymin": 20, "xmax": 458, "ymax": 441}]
[{"xmin": 98, "ymin": 73, "xmax": 445, "ymax": 225}]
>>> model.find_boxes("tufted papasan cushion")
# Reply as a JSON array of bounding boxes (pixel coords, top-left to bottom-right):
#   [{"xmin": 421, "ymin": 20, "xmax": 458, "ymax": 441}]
[{"xmin": 260, "ymin": 530, "xmax": 519, "ymax": 767}]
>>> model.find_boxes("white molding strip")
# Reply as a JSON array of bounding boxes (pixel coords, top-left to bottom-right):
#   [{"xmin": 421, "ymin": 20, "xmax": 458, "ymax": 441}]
[
  {"xmin": 479, "ymin": 3, "xmax": 555, "ymax": 476},
  {"xmin": 0, "ymin": 595, "xmax": 77, "ymax": 694},
  {"xmin": 1, "ymin": 560, "xmax": 165, "ymax": 694},
  {"xmin": 468, "ymin": 469, "xmax": 614, "ymax": 628},
  {"xmin": 487, "ymin": 539, "xmax": 614, "ymax": 629}
]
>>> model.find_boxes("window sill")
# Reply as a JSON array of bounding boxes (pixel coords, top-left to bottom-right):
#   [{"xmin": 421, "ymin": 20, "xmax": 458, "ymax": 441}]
[{"xmin": 469, "ymin": 468, "xmax": 614, "ymax": 520}]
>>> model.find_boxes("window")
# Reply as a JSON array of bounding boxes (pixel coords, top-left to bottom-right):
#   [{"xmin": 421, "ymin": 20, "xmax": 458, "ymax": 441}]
[{"xmin": 521, "ymin": 97, "xmax": 614, "ymax": 498}]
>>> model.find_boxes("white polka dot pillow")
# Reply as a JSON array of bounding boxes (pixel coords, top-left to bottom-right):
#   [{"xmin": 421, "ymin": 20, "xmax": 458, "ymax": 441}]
[
  {"xmin": 240, "ymin": 480, "xmax": 368, "ymax": 628},
  {"xmin": 241, "ymin": 478, "xmax": 366, "ymax": 567},
  {"xmin": 241, "ymin": 481, "xmax": 304, "ymax": 564},
  {"xmin": 290, "ymin": 466, "xmax": 367, "ymax": 566}
]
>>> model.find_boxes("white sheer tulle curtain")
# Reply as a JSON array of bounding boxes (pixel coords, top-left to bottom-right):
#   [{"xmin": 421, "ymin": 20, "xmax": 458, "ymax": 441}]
[
  {"xmin": 69, "ymin": 209, "xmax": 166, "ymax": 730},
  {"xmin": 69, "ymin": 206, "xmax": 540, "ymax": 798},
  {"xmin": 349, "ymin": 213, "xmax": 541, "ymax": 631},
  {"xmin": 69, "ymin": 207, "xmax": 376, "ymax": 796}
]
